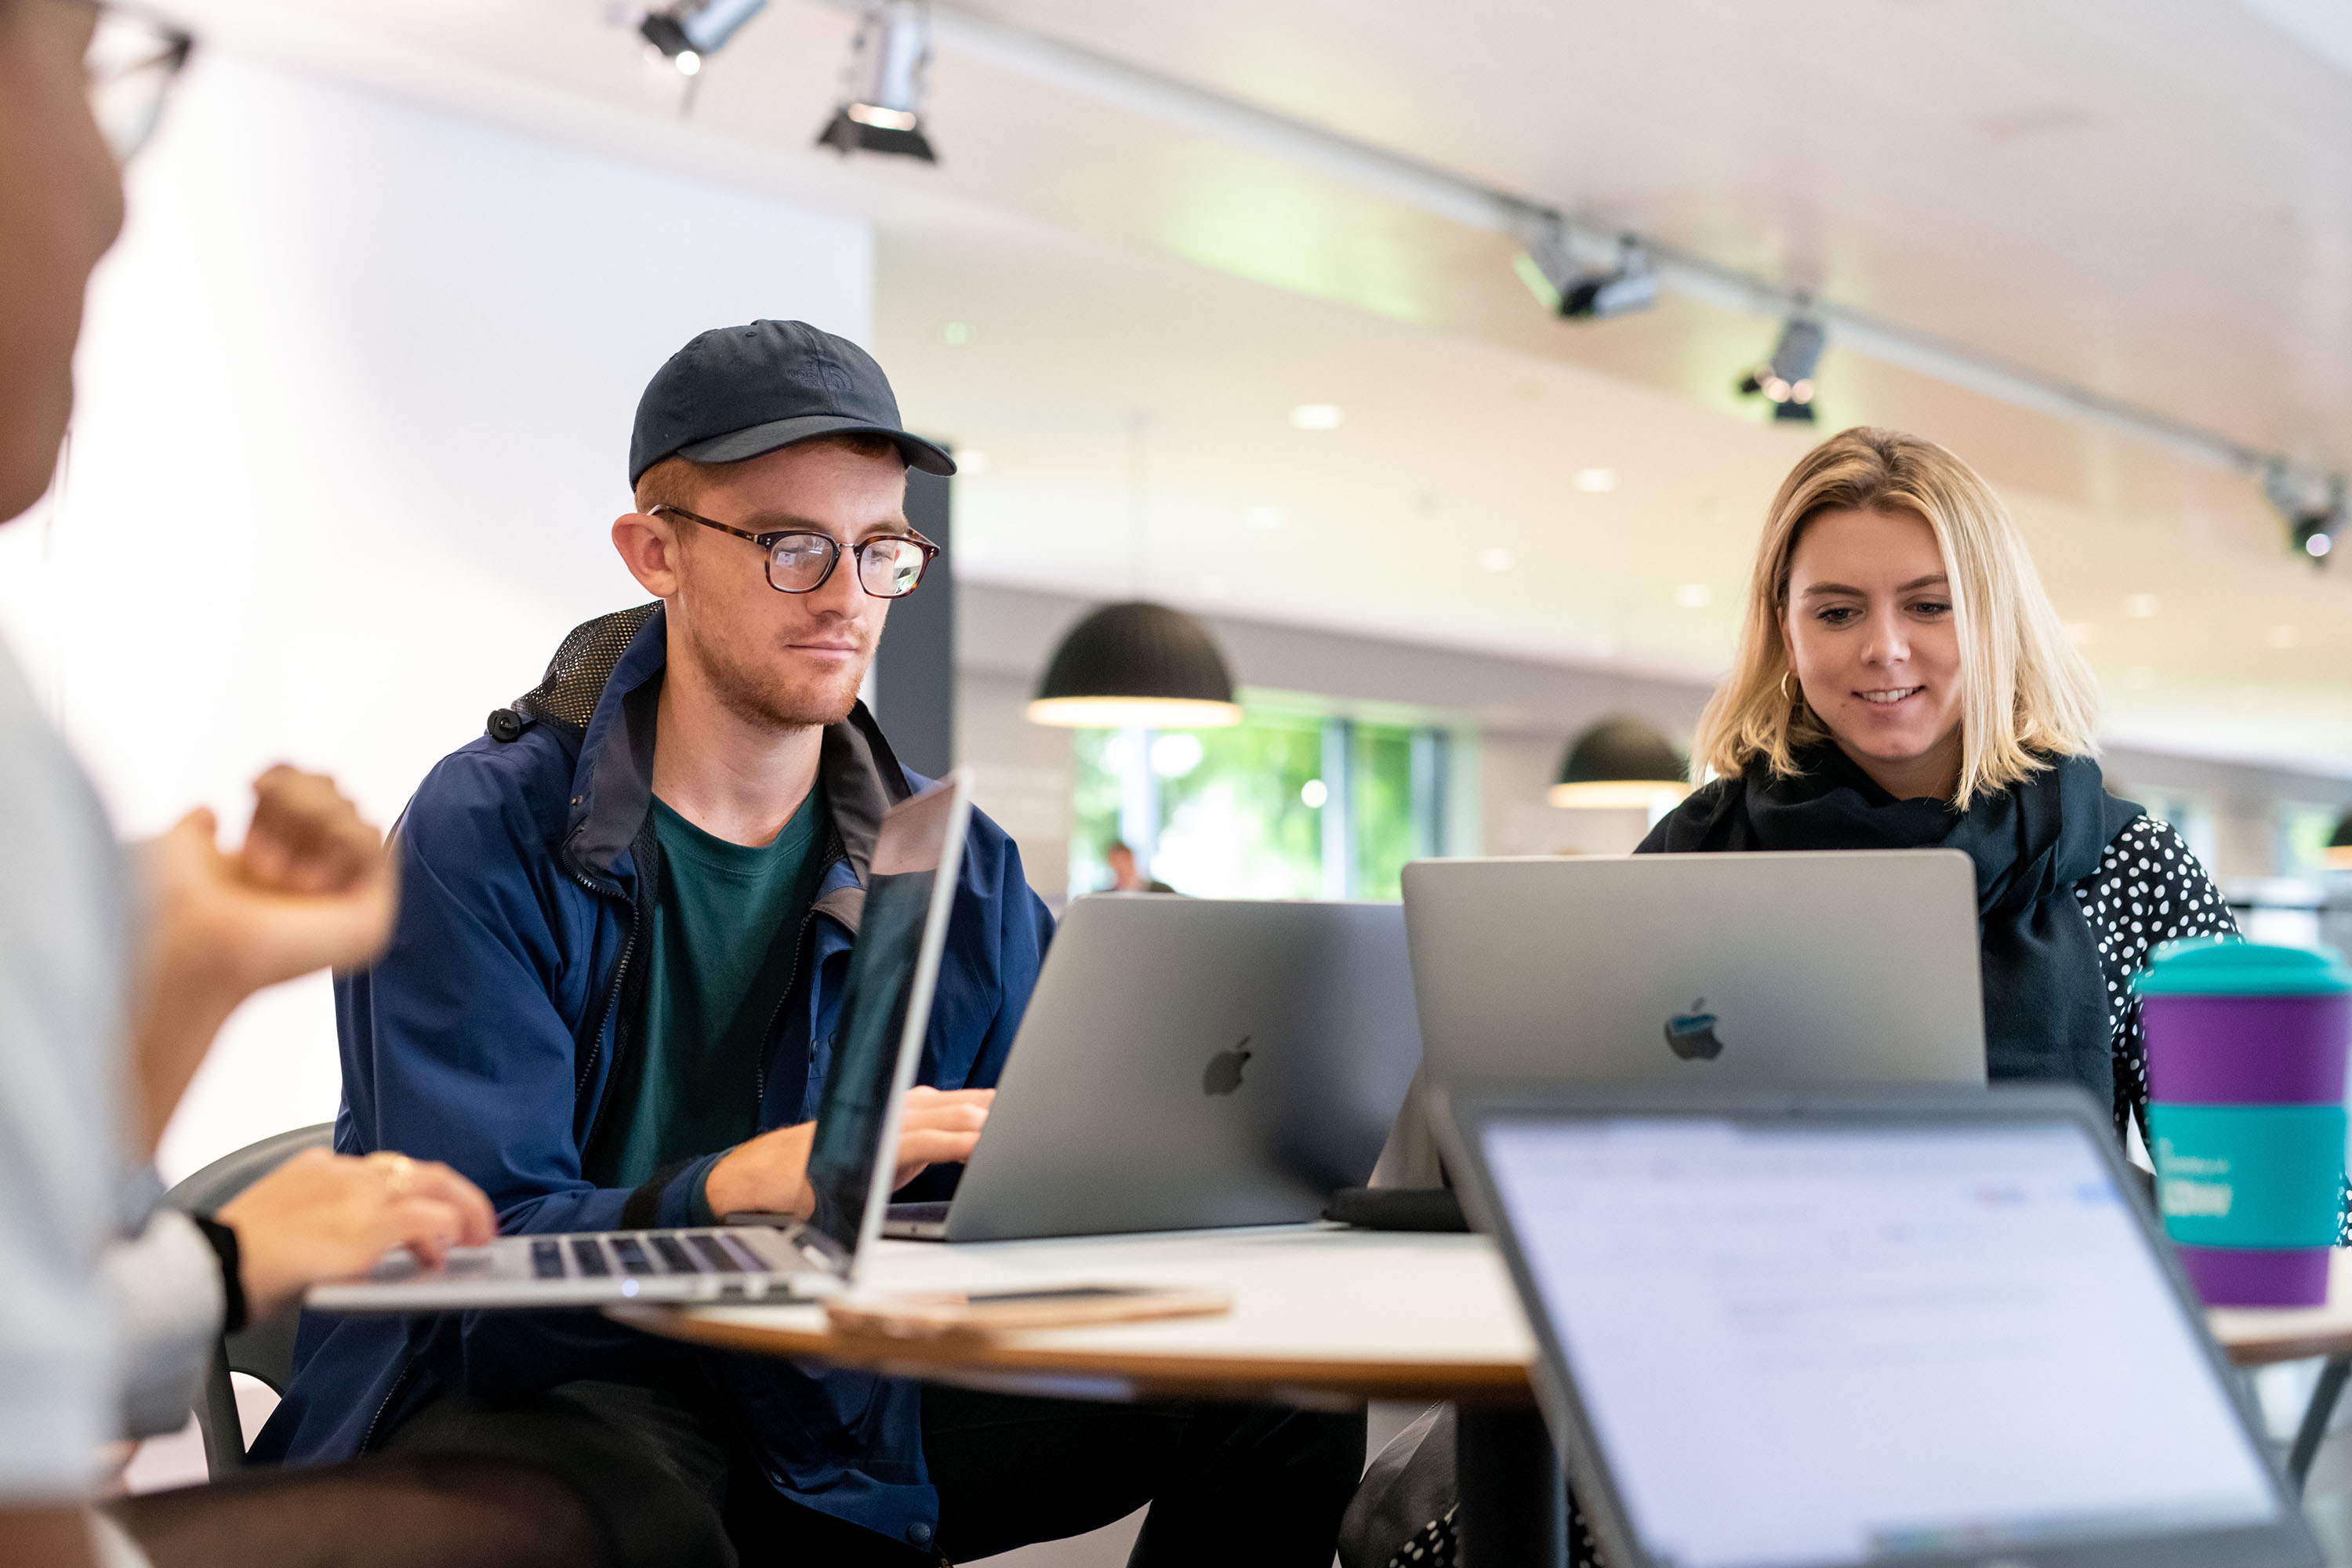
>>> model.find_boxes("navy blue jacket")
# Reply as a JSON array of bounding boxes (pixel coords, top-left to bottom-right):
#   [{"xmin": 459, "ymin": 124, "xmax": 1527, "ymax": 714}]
[{"xmin": 250, "ymin": 604, "xmax": 1054, "ymax": 1543}]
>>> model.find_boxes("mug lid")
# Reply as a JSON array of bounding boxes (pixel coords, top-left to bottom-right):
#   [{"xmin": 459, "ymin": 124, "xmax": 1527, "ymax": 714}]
[{"xmin": 2135, "ymin": 938, "xmax": 2352, "ymax": 996}]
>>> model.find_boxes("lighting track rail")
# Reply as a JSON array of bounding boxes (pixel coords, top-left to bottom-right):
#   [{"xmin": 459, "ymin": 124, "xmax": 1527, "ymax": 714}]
[{"xmin": 802, "ymin": 0, "xmax": 2337, "ymax": 512}]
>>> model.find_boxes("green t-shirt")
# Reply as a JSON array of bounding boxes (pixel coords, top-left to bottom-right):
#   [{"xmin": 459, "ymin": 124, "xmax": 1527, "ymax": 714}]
[{"xmin": 583, "ymin": 789, "xmax": 830, "ymax": 1210}]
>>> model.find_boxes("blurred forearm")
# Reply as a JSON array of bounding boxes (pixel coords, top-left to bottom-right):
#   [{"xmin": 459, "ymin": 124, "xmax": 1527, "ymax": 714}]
[{"xmin": 0, "ymin": 1504, "xmax": 100, "ymax": 1568}]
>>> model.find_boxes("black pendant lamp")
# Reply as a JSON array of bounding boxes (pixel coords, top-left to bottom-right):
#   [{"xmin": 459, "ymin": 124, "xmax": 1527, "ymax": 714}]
[
  {"xmin": 1549, "ymin": 715, "xmax": 1690, "ymax": 810},
  {"xmin": 1028, "ymin": 601, "xmax": 1243, "ymax": 730},
  {"xmin": 2328, "ymin": 810, "xmax": 2352, "ymax": 871}
]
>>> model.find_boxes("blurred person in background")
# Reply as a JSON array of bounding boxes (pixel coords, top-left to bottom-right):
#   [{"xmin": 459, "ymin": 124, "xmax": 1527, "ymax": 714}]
[
  {"xmin": 1104, "ymin": 839, "xmax": 1174, "ymax": 894},
  {"xmin": 0, "ymin": 2, "xmax": 611, "ymax": 1564}
]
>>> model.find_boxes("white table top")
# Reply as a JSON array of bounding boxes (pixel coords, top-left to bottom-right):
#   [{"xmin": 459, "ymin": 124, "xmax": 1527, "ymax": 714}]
[
  {"xmin": 612, "ymin": 1221, "xmax": 1539, "ymax": 1405},
  {"xmin": 613, "ymin": 1224, "xmax": 2352, "ymax": 1405}
]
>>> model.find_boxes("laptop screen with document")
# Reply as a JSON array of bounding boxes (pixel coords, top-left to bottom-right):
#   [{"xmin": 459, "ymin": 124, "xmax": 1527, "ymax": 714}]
[{"xmin": 1451, "ymin": 1091, "xmax": 2307, "ymax": 1568}]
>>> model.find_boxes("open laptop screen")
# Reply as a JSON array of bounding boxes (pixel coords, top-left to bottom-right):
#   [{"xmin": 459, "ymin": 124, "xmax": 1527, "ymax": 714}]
[
  {"xmin": 1480, "ymin": 1113, "xmax": 2283, "ymax": 1568},
  {"xmin": 802, "ymin": 777, "xmax": 969, "ymax": 1261}
]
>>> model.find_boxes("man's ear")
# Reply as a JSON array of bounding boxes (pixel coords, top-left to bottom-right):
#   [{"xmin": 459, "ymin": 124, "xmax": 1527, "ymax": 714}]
[{"xmin": 612, "ymin": 512, "xmax": 684, "ymax": 598}]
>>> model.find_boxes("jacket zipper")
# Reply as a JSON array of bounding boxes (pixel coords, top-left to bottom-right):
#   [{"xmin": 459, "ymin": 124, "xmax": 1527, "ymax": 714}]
[
  {"xmin": 754, "ymin": 906, "xmax": 818, "ymax": 1118},
  {"xmin": 572, "ymin": 864, "xmax": 641, "ymax": 1103},
  {"xmin": 753, "ymin": 827, "xmax": 848, "ymax": 1119},
  {"xmin": 571, "ymin": 814, "xmax": 661, "ymax": 1125},
  {"xmin": 357, "ymin": 1356, "xmax": 418, "ymax": 1455}
]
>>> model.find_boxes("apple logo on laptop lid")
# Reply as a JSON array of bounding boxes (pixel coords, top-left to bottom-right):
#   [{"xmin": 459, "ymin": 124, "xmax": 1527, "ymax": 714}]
[
  {"xmin": 1202, "ymin": 1037, "xmax": 1252, "ymax": 1096},
  {"xmin": 1664, "ymin": 1000, "xmax": 1724, "ymax": 1062}
]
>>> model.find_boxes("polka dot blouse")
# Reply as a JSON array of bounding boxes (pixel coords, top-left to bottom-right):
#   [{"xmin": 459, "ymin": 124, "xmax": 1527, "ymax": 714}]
[
  {"xmin": 2073, "ymin": 813, "xmax": 2239, "ymax": 1145},
  {"xmin": 1396, "ymin": 813, "xmax": 2239, "ymax": 1568}
]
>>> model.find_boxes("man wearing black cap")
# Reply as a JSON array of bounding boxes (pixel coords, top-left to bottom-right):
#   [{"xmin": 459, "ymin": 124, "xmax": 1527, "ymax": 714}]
[{"xmin": 252, "ymin": 321, "xmax": 1364, "ymax": 1566}]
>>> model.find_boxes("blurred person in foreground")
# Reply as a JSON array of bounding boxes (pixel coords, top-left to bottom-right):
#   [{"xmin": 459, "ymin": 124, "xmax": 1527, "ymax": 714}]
[{"xmin": 0, "ymin": 3, "xmax": 608, "ymax": 1565}]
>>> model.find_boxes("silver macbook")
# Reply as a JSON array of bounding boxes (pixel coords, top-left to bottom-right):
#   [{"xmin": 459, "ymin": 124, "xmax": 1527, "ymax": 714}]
[
  {"xmin": 885, "ymin": 895, "xmax": 1422, "ymax": 1241},
  {"xmin": 1437, "ymin": 1083, "xmax": 2318, "ymax": 1568},
  {"xmin": 1401, "ymin": 851, "xmax": 1985, "ymax": 1090},
  {"xmin": 307, "ymin": 771, "xmax": 975, "ymax": 1313}
]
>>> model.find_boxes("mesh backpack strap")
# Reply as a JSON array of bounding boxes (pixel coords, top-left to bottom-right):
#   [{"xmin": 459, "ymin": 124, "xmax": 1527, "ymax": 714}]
[{"xmin": 495, "ymin": 603, "xmax": 662, "ymax": 741}]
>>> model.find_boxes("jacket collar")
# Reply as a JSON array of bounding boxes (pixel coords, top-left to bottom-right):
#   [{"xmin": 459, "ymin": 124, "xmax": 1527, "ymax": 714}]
[{"xmin": 544, "ymin": 604, "xmax": 915, "ymax": 921}]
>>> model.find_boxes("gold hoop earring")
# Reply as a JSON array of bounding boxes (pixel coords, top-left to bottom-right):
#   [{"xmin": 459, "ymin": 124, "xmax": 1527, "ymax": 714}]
[{"xmin": 1780, "ymin": 670, "xmax": 1795, "ymax": 703}]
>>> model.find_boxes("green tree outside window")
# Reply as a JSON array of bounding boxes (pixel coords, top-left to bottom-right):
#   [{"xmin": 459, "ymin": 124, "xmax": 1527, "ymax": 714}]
[{"xmin": 1070, "ymin": 708, "xmax": 1451, "ymax": 902}]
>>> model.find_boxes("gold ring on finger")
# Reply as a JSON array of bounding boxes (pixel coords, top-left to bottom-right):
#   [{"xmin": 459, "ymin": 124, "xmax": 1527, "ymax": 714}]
[{"xmin": 368, "ymin": 1152, "xmax": 419, "ymax": 1196}]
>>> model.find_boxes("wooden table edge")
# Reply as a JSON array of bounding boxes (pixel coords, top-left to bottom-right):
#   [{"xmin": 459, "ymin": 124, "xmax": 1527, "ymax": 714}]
[
  {"xmin": 609, "ymin": 1302, "xmax": 1537, "ymax": 1404},
  {"xmin": 2211, "ymin": 1324, "xmax": 2352, "ymax": 1368}
]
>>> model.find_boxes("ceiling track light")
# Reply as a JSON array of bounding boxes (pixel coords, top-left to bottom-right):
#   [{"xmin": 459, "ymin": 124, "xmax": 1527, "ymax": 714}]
[
  {"xmin": 2292, "ymin": 514, "xmax": 2336, "ymax": 561},
  {"xmin": 2265, "ymin": 463, "xmax": 2343, "ymax": 564},
  {"xmin": 1736, "ymin": 314, "xmax": 1825, "ymax": 423},
  {"xmin": 818, "ymin": 0, "xmax": 938, "ymax": 163},
  {"xmin": 1515, "ymin": 227, "xmax": 1658, "ymax": 321},
  {"xmin": 794, "ymin": 0, "xmax": 2347, "ymax": 535},
  {"xmin": 639, "ymin": 0, "xmax": 768, "ymax": 71}
]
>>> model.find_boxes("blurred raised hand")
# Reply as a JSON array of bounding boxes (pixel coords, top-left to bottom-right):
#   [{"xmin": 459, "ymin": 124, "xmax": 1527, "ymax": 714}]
[{"xmin": 132, "ymin": 767, "xmax": 397, "ymax": 1152}]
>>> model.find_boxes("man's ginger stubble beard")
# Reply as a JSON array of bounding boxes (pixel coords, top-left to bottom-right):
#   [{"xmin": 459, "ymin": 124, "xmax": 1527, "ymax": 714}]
[{"xmin": 680, "ymin": 601, "xmax": 873, "ymax": 735}]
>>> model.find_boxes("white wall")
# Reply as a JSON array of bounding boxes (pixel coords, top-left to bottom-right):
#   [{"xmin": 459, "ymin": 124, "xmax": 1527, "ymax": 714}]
[{"xmin": 0, "ymin": 49, "xmax": 873, "ymax": 1181}]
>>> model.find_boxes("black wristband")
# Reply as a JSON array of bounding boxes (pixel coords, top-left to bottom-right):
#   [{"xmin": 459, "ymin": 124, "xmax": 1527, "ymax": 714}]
[
  {"xmin": 619, "ymin": 1157, "xmax": 698, "ymax": 1231},
  {"xmin": 191, "ymin": 1213, "xmax": 249, "ymax": 1334}
]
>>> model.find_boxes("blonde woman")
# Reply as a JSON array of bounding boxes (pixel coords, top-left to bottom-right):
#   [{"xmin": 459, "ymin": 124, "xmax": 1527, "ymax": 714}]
[
  {"xmin": 1641, "ymin": 426, "xmax": 2237, "ymax": 1135},
  {"xmin": 1347, "ymin": 428, "xmax": 2249, "ymax": 1568}
]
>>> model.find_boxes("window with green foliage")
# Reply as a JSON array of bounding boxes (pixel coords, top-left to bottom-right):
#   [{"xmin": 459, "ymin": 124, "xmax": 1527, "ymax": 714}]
[
  {"xmin": 2280, "ymin": 804, "xmax": 2342, "ymax": 880},
  {"xmin": 1069, "ymin": 706, "xmax": 1455, "ymax": 902}
]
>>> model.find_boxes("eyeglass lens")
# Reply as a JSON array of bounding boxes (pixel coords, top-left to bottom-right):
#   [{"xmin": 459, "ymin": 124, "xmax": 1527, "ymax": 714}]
[
  {"xmin": 85, "ymin": 13, "xmax": 191, "ymax": 164},
  {"xmin": 767, "ymin": 535, "xmax": 927, "ymax": 598}
]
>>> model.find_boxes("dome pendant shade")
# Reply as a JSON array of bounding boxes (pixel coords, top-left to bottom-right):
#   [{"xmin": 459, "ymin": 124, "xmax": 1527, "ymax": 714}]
[
  {"xmin": 2328, "ymin": 810, "xmax": 2352, "ymax": 871},
  {"xmin": 1028, "ymin": 601, "xmax": 1243, "ymax": 730},
  {"xmin": 1549, "ymin": 715, "xmax": 1690, "ymax": 810}
]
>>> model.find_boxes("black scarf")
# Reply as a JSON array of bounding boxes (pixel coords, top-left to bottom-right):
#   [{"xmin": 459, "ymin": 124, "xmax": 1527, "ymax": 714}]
[{"xmin": 1640, "ymin": 743, "xmax": 2140, "ymax": 1108}]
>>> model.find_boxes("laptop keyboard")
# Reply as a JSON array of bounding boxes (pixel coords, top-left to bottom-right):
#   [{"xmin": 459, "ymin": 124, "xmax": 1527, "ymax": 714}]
[{"xmin": 526, "ymin": 1230, "xmax": 771, "ymax": 1280}]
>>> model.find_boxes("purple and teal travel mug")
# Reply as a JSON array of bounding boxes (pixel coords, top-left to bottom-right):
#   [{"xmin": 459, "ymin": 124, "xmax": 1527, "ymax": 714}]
[{"xmin": 2140, "ymin": 940, "xmax": 2352, "ymax": 1308}]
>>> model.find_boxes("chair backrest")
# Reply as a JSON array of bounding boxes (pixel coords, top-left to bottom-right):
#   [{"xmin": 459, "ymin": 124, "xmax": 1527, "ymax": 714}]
[
  {"xmin": 165, "ymin": 1123, "xmax": 336, "ymax": 1215},
  {"xmin": 163, "ymin": 1123, "xmax": 335, "ymax": 1475}
]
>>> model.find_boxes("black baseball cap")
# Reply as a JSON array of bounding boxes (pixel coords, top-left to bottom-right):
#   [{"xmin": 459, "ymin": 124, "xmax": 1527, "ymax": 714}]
[{"xmin": 627, "ymin": 319, "xmax": 955, "ymax": 485}]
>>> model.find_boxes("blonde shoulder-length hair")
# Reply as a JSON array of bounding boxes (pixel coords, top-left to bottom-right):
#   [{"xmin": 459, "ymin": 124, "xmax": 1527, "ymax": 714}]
[{"xmin": 1690, "ymin": 426, "xmax": 2100, "ymax": 809}]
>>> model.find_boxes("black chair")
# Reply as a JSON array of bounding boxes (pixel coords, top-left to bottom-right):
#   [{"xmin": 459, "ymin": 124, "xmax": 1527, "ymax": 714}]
[{"xmin": 162, "ymin": 1123, "xmax": 335, "ymax": 1479}]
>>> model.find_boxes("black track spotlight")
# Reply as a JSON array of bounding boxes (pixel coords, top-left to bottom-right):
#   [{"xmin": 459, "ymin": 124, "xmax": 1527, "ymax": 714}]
[
  {"xmin": 816, "ymin": 0, "xmax": 937, "ymax": 163},
  {"xmin": 2292, "ymin": 513, "xmax": 2338, "ymax": 562},
  {"xmin": 2264, "ymin": 464, "xmax": 2343, "ymax": 565},
  {"xmin": 1737, "ymin": 314, "xmax": 1825, "ymax": 423},
  {"xmin": 1562, "ymin": 241, "xmax": 1658, "ymax": 321},
  {"xmin": 1515, "ymin": 227, "xmax": 1658, "ymax": 321},
  {"xmin": 639, "ymin": 0, "xmax": 767, "ymax": 74}
]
